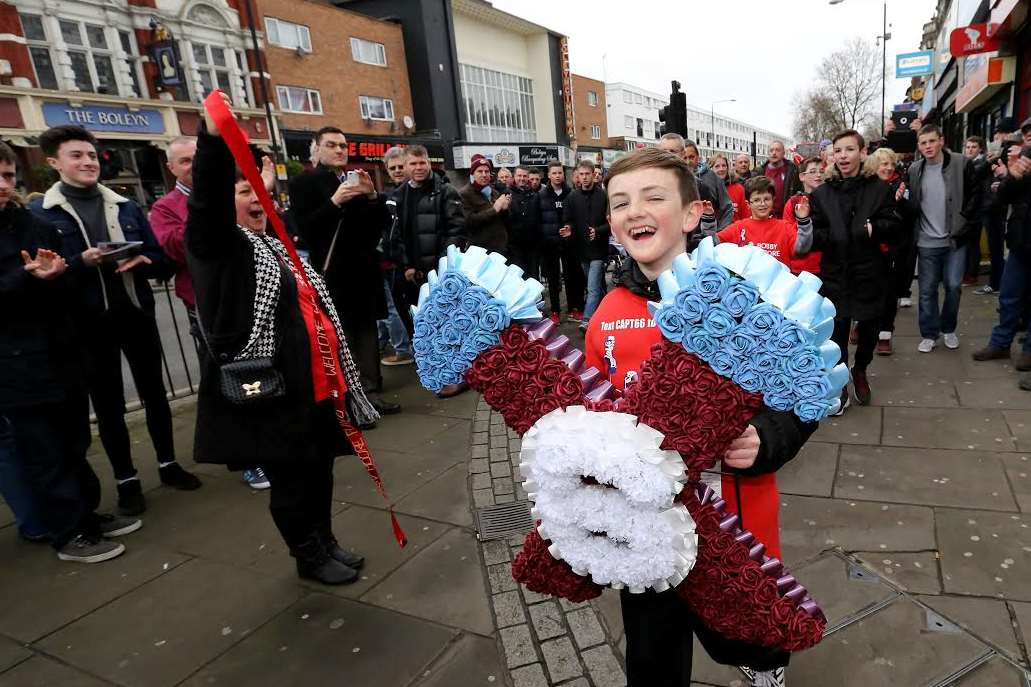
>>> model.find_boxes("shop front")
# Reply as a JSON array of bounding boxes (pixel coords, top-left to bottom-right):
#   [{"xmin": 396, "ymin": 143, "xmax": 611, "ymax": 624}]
[
  {"xmin": 452, "ymin": 143, "xmax": 576, "ymax": 171},
  {"xmin": 956, "ymin": 53, "xmax": 1017, "ymax": 139}
]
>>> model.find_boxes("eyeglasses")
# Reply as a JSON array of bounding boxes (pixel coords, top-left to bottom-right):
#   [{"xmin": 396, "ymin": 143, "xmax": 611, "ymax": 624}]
[{"xmin": 748, "ymin": 198, "xmax": 772, "ymax": 206}]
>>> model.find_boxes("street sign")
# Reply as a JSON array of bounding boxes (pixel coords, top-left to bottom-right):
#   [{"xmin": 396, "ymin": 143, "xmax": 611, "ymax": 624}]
[
  {"xmin": 896, "ymin": 51, "xmax": 934, "ymax": 78},
  {"xmin": 949, "ymin": 24, "xmax": 1000, "ymax": 58}
]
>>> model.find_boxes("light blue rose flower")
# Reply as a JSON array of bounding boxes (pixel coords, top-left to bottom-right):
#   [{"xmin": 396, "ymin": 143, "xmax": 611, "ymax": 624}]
[
  {"xmin": 785, "ymin": 347, "xmax": 823, "ymax": 377},
  {"xmin": 752, "ymin": 350, "xmax": 781, "ymax": 376},
  {"xmin": 726, "ymin": 325, "xmax": 759, "ymax": 356},
  {"xmin": 460, "ymin": 287, "xmax": 491, "ymax": 315},
  {"xmin": 453, "ymin": 312, "xmax": 477, "ymax": 334},
  {"xmin": 793, "ymin": 374, "xmax": 832, "ymax": 401},
  {"xmin": 766, "ymin": 371, "xmax": 793, "ymax": 396},
  {"xmin": 710, "ymin": 350, "xmax": 737, "ymax": 377},
  {"xmin": 765, "ymin": 390, "xmax": 798, "ymax": 412},
  {"xmin": 684, "ymin": 329, "xmax": 719, "ymax": 362},
  {"xmin": 675, "ymin": 291, "xmax": 709, "ymax": 325},
  {"xmin": 702, "ymin": 304, "xmax": 737, "ymax": 338},
  {"xmin": 421, "ymin": 304, "xmax": 445, "ymax": 328},
  {"xmin": 742, "ymin": 303, "xmax": 784, "ymax": 339},
  {"xmin": 440, "ymin": 323, "xmax": 463, "ymax": 346},
  {"xmin": 721, "ymin": 280, "xmax": 760, "ymax": 319},
  {"xmin": 795, "ymin": 397, "xmax": 833, "ymax": 423},
  {"xmin": 437, "ymin": 272, "xmax": 469, "ymax": 301},
  {"xmin": 694, "ymin": 264, "xmax": 731, "ymax": 303},
  {"xmin": 478, "ymin": 300, "xmax": 512, "ymax": 332},
  {"xmin": 770, "ymin": 320, "xmax": 811, "ymax": 356},
  {"xmin": 655, "ymin": 305, "xmax": 687, "ymax": 343},
  {"xmin": 732, "ymin": 362, "xmax": 764, "ymax": 393}
]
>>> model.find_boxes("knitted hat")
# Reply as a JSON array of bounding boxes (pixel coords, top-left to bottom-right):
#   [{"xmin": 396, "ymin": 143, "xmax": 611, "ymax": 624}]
[
  {"xmin": 996, "ymin": 117, "xmax": 1018, "ymax": 135},
  {"xmin": 470, "ymin": 154, "xmax": 493, "ymax": 174}
]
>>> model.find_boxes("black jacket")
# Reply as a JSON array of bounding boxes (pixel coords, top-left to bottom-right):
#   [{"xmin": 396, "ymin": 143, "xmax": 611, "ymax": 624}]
[
  {"xmin": 563, "ymin": 185, "xmax": 610, "ymax": 261},
  {"xmin": 999, "ymin": 173, "xmax": 1031, "ymax": 254},
  {"xmin": 756, "ymin": 159, "xmax": 804, "ymax": 214},
  {"xmin": 391, "ymin": 177, "xmax": 465, "ymax": 275},
  {"xmin": 288, "ymin": 165, "xmax": 388, "ymax": 326},
  {"xmin": 696, "ymin": 167, "xmax": 734, "ymax": 229},
  {"xmin": 0, "ymin": 204, "xmax": 87, "ymax": 410},
  {"xmin": 460, "ymin": 183, "xmax": 508, "ymax": 254},
  {"xmin": 539, "ymin": 184, "xmax": 571, "ymax": 245},
  {"xmin": 811, "ymin": 171, "xmax": 902, "ymax": 320},
  {"xmin": 186, "ymin": 132, "xmax": 352, "ymax": 467},
  {"xmin": 507, "ymin": 185, "xmax": 542, "ymax": 249},
  {"xmin": 617, "ymin": 258, "xmax": 817, "ymax": 476}
]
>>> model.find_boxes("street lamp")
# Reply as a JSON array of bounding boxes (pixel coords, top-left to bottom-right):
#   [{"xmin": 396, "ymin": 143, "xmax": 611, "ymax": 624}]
[
  {"xmin": 829, "ymin": 0, "xmax": 891, "ymax": 137},
  {"xmin": 711, "ymin": 98, "xmax": 736, "ymax": 157}
]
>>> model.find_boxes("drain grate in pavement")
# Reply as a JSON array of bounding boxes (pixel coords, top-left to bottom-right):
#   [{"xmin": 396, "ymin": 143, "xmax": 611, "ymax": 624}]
[{"xmin": 476, "ymin": 501, "xmax": 533, "ymax": 541}]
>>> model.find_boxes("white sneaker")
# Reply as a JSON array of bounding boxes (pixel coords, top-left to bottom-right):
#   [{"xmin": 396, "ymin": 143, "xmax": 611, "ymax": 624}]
[
  {"xmin": 918, "ymin": 338, "xmax": 936, "ymax": 353},
  {"xmin": 943, "ymin": 333, "xmax": 959, "ymax": 349},
  {"xmin": 899, "ymin": 297, "xmax": 913, "ymax": 308}
]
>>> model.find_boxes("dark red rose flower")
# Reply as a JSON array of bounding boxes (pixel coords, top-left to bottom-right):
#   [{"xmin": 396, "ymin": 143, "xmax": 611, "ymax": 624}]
[
  {"xmin": 512, "ymin": 528, "xmax": 602, "ymax": 603},
  {"xmin": 517, "ymin": 342, "xmax": 548, "ymax": 371}
]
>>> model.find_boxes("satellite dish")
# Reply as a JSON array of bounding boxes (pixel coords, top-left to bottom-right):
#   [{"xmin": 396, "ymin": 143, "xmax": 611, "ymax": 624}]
[{"xmin": 403, "ymin": 115, "xmax": 414, "ymax": 129}]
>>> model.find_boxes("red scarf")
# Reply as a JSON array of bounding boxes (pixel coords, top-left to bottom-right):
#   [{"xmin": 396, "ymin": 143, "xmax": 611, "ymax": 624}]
[{"xmin": 205, "ymin": 92, "xmax": 406, "ymax": 548}]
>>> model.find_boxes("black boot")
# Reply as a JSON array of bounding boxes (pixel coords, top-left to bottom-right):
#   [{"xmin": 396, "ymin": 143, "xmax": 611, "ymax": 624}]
[
  {"xmin": 292, "ymin": 534, "xmax": 358, "ymax": 585},
  {"xmin": 318, "ymin": 525, "xmax": 365, "ymax": 570},
  {"xmin": 117, "ymin": 479, "xmax": 146, "ymax": 516}
]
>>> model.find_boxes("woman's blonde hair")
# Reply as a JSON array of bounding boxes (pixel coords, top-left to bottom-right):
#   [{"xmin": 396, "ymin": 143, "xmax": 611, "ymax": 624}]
[{"xmin": 863, "ymin": 147, "xmax": 897, "ymax": 176}]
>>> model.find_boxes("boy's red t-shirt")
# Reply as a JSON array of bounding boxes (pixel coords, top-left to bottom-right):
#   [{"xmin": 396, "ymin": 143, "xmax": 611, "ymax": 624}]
[
  {"xmin": 783, "ymin": 194, "xmax": 822, "ymax": 275},
  {"xmin": 716, "ymin": 217, "xmax": 798, "ymax": 267},
  {"xmin": 727, "ymin": 182, "xmax": 750, "ymax": 222},
  {"xmin": 585, "ymin": 286, "xmax": 782, "ymax": 558}
]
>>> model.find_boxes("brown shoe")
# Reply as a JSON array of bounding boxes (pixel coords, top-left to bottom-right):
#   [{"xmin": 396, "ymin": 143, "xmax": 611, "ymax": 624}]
[
  {"xmin": 852, "ymin": 367, "xmax": 871, "ymax": 405},
  {"xmin": 971, "ymin": 346, "xmax": 1010, "ymax": 362},
  {"xmin": 876, "ymin": 336, "xmax": 893, "ymax": 356},
  {"xmin": 1017, "ymin": 353, "xmax": 1031, "ymax": 371},
  {"xmin": 437, "ymin": 382, "xmax": 469, "ymax": 399}
]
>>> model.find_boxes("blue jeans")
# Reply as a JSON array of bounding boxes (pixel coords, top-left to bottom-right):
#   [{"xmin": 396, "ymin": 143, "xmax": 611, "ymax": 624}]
[
  {"xmin": 989, "ymin": 250, "xmax": 1031, "ymax": 351},
  {"xmin": 917, "ymin": 245, "xmax": 966, "ymax": 339},
  {"xmin": 376, "ymin": 276, "xmax": 411, "ymax": 358},
  {"xmin": 582, "ymin": 260, "xmax": 606, "ymax": 322},
  {"xmin": 0, "ymin": 414, "xmax": 47, "ymax": 539}
]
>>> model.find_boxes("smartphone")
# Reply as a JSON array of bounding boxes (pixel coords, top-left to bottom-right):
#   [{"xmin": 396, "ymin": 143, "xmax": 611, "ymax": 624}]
[{"xmin": 344, "ymin": 170, "xmax": 360, "ymax": 187}]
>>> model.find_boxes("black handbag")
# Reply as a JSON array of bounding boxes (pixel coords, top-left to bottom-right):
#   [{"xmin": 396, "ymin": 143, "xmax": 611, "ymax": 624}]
[{"xmin": 195, "ymin": 312, "xmax": 285, "ymax": 406}]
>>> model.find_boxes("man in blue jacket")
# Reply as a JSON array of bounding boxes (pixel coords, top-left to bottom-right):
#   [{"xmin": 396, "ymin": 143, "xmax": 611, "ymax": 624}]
[{"xmin": 31, "ymin": 125, "xmax": 200, "ymax": 516}]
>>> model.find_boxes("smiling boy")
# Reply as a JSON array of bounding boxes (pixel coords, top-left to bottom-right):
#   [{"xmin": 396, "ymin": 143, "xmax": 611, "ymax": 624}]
[{"xmin": 585, "ymin": 148, "xmax": 815, "ymax": 687}]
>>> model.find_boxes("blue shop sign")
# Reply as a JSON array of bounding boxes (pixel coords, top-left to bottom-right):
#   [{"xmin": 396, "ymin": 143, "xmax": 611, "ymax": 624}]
[
  {"xmin": 896, "ymin": 51, "xmax": 935, "ymax": 78},
  {"xmin": 42, "ymin": 103, "xmax": 165, "ymax": 134}
]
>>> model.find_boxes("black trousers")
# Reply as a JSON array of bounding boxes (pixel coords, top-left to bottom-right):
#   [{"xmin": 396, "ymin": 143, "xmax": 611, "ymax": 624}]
[
  {"xmin": 563, "ymin": 244, "xmax": 586, "ymax": 312},
  {"xmin": 541, "ymin": 243, "xmax": 583, "ymax": 313},
  {"xmin": 507, "ymin": 244, "xmax": 540, "ymax": 282},
  {"xmin": 880, "ymin": 243, "xmax": 914, "ymax": 333},
  {"xmin": 1, "ymin": 396, "xmax": 100, "ymax": 549},
  {"xmin": 83, "ymin": 307, "xmax": 175, "ymax": 481},
  {"xmin": 261, "ymin": 456, "xmax": 334, "ymax": 550},
  {"xmin": 342, "ymin": 320, "xmax": 383, "ymax": 394},
  {"xmin": 832, "ymin": 317, "xmax": 878, "ymax": 371},
  {"xmin": 387, "ymin": 268, "xmax": 419, "ymax": 339},
  {"xmin": 963, "ymin": 224, "xmax": 984, "ymax": 280},
  {"xmin": 621, "ymin": 588, "xmax": 788, "ymax": 686}
]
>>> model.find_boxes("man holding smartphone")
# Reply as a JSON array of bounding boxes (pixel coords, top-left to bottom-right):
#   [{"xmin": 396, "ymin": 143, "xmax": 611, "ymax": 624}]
[{"xmin": 289, "ymin": 127, "xmax": 400, "ymax": 422}]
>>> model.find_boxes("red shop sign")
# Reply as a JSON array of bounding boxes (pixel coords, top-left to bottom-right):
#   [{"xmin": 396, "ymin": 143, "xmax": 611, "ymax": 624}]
[{"xmin": 950, "ymin": 24, "xmax": 1000, "ymax": 58}]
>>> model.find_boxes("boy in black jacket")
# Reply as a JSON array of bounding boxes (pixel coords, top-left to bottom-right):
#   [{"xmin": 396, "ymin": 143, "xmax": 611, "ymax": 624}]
[
  {"xmin": 539, "ymin": 160, "xmax": 577, "ymax": 323},
  {"xmin": 562, "ymin": 158, "xmax": 610, "ymax": 328}
]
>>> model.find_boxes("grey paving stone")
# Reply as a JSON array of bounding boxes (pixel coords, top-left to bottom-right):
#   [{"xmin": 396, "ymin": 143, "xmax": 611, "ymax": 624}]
[
  {"xmin": 811, "ymin": 405, "xmax": 881, "ymax": 445},
  {"xmin": 472, "ymin": 445, "xmax": 490, "ymax": 459},
  {"xmin": 0, "ymin": 656, "xmax": 109, "ymax": 687},
  {"xmin": 853, "ymin": 551, "xmax": 943, "ymax": 594},
  {"xmin": 0, "ymin": 636, "xmax": 30, "ymax": 674},
  {"xmin": 373, "ymin": 415, "xmax": 471, "ymax": 455},
  {"xmin": 777, "ymin": 441, "xmax": 838, "ymax": 497},
  {"xmin": 1000, "ymin": 453, "xmax": 1031, "ymax": 512},
  {"xmin": 521, "ymin": 586, "xmax": 550, "ymax": 605},
  {"xmin": 689, "ymin": 637, "xmax": 747, "ymax": 686},
  {"xmin": 511, "ymin": 663, "xmax": 549, "ymax": 687},
  {"xmin": 868, "ymin": 373, "xmax": 960, "ymax": 408},
  {"xmin": 792, "ymin": 554, "xmax": 898, "ymax": 629},
  {"xmin": 470, "ymin": 457, "xmax": 489, "ymax": 472},
  {"xmin": 493, "ymin": 590, "xmax": 527, "ymax": 628},
  {"xmin": 500, "ymin": 624, "xmax": 537, "ymax": 668},
  {"xmin": 1012, "ymin": 601, "xmax": 1031, "ymax": 662},
  {"xmin": 882, "ymin": 407, "xmax": 1016, "ymax": 451},
  {"xmin": 491, "ymin": 435, "xmax": 509, "ymax": 449},
  {"xmin": 491, "ymin": 448, "xmax": 510, "ymax": 461},
  {"xmin": 541, "ymin": 636, "xmax": 582, "ymax": 682},
  {"xmin": 482, "ymin": 539, "xmax": 512, "ymax": 566},
  {"xmin": 780, "ymin": 495, "xmax": 936, "ymax": 563},
  {"xmin": 488, "ymin": 563, "xmax": 519, "ymax": 594},
  {"xmin": 916, "ymin": 594, "xmax": 1023, "ymax": 660},
  {"xmin": 361, "ymin": 528, "xmax": 493, "ymax": 635},
  {"xmin": 408, "ymin": 632, "xmax": 504, "ymax": 687},
  {"xmin": 1004, "ymin": 412, "xmax": 1031, "ymax": 452},
  {"xmin": 936, "ymin": 508, "xmax": 1031, "ymax": 600},
  {"xmin": 491, "ymin": 462, "xmax": 512, "ymax": 478},
  {"xmin": 566, "ymin": 607, "xmax": 606, "ymax": 648},
  {"xmin": 182, "ymin": 592, "xmax": 456, "ymax": 687},
  {"xmin": 472, "ymin": 472, "xmax": 492, "ymax": 491},
  {"xmin": 581, "ymin": 644, "xmax": 626, "ymax": 687},
  {"xmin": 960, "ymin": 381, "xmax": 1031, "ymax": 410},
  {"xmin": 835, "ymin": 445, "xmax": 1018, "ymax": 511},
  {"xmin": 474, "ymin": 489, "xmax": 496, "ymax": 508},
  {"xmin": 38, "ymin": 559, "xmax": 303, "ymax": 687},
  {"xmin": 788, "ymin": 599, "xmax": 986, "ymax": 686},
  {"xmin": 472, "ymin": 431, "xmax": 489, "ymax": 445},
  {"xmin": 558, "ymin": 680, "xmax": 590, "ymax": 687},
  {"xmin": 560, "ymin": 598, "xmax": 589, "ymax": 612},
  {"xmin": 529, "ymin": 600, "xmax": 566, "ymax": 640},
  {"xmin": 951, "ymin": 657, "xmax": 1030, "ymax": 686},
  {"xmin": 397, "ymin": 465, "xmax": 474, "ymax": 527},
  {"xmin": 592, "ymin": 589, "xmax": 624, "ymax": 644},
  {"xmin": 474, "ymin": 420, "xmax": 489, "ymax": 433},
  {"xmin": 493, "ymin": 477, "xmax": 515, "ymax": 495},
  {"xmin": 496, "ymin": 493, "xmax": 515, "ymax": 503}
]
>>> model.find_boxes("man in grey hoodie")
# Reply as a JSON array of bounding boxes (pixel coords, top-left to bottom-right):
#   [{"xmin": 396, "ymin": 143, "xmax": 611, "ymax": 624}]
[{"xmin": 907, "ymin": 124, "xmax": 977, "ymax": 353}]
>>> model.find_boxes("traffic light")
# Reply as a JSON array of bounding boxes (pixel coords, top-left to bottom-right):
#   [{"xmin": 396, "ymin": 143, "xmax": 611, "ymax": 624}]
[
  {"xmin": 659, "ymin": 81, "xmax": 687, "ymax": 138},
  {"xmin": 99, "ymin": 148, "xmax": 123, "ymax": 180}
]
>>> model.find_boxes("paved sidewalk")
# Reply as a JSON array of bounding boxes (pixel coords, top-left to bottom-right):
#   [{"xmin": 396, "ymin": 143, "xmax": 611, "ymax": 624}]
[{"xmin": 4, "ymin": 283, "xmax": 1031, "ymax": 687}]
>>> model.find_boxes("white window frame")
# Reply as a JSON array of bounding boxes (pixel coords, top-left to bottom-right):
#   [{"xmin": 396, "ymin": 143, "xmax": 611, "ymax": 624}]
[
  {"xmin": 265, "ymin": 17, "xmax": 312, "ymax": 52},
  {"xmin": 19, "ymin": 13, "xmax": 59, "ymax": 91},
  {"xmin": 587, "ymin": 90, "xmax": 598, "ymax": 107},
  {"xmin": 591, "ymin": 124, "xmax": 601, "ymax": 140},
  {"xmin": 55, "ymin": 18, "xmax": 120, "ymax": 95},
  {"xmin": 350, "ymin": 37, "xmax": 387, "ymax": 66},
  {"xmin": 191, "ymin": 42, "xmax": 235, "ymax": 102},
  {"xmin": 276, "ymin": 85, "xmax": 323, "ymax": 114},
  {"xmin": 359, "ymin": 95, "xmax": 394, "ymax": 121},
  {"xmin": 622, "ymin": 91, "xmax": 632, "ymax": 104},
  {"xmin": 624, "ymin": 115, "xmax": 633, "ymax": 130},
  {"xmin": 459, "ymin": 63, "xmax": 537, "ymax": 142},
  {"xmin": 118, "ymin": 29, "xmax": 147, "ymax": 98}
]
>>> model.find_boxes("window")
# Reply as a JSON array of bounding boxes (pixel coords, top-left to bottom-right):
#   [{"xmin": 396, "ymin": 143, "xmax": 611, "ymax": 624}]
[
  {"xmin": 119, "ymin": 30, "xmax": 145, "ymax": 97},
  {"xmin": 277, "ymin": 85, "xmax": 322, "ymax": 114},
  {"xmin": 20, "ymin": 13, "xmax": 58, "ymax": 90},
  {"xmin": 653, "ymin": 121, "xmax": 660, "ymax": 139},
  {"xmin": 624, "ymin": 115, "xmax": 633, "ymax": 130},
  {"xmin": 359, "ymin": 95, "xmax": 394, "ymax": 120},
  {"xmin": 634, "ymin": 93, "xmax": 643, "ymax": 104},
  {"xmin": 265, "ymin": 17, "xmax": 312, "ymax": 52},
  {"xmin": 49, "ymin": 19, "xmax": 118, "ymax": 94},
  {"xmin": 623, "ymin": 91, "xmax": 632, "ymax": 104},
  {"xmin": 192, "ymin": 42, "xmax": 233, "ymax": 99},
  {"xmin": 587, "ymin": 90, "xmax": 598, "ymax": 107},
  {"xmin": 459, "ymin": 64, "xmax": 537, "ymax": 142},
  {"xmin": 350, "ymin": 37, "xmax": 386, "ymax": 66},
  {"xmin": 591, "ymin": 124, "xmax": 601, "ymax": 140}
]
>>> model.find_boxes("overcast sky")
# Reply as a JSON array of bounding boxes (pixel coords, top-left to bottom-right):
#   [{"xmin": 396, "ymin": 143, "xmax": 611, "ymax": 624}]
[{"xmin": 491, "ymin": 0, "xmax": 938, "ymax": 139}]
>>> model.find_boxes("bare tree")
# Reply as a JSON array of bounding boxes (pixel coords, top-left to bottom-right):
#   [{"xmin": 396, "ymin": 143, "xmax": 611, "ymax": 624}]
[
  {"xmin": 792, "ymin": 89, "xmax": 841, "ymax": 142},
  {"xmin": 817, "ymin": 37, "xmax": 882, "ymax": 132}
]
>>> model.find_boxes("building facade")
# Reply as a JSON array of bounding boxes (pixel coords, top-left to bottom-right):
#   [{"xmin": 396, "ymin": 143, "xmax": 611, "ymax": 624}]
[
  {"xmin": 0, "ymin": 0, "xmax": 275, "ymax": 203},
  {"xmin": 683, "ymin": 102, "xmax": 790, "ymax": 163},
  {"xmin": 571, "ymin": 73, "xmax": 607, "ymax": 147},
  {"xmin": 605, "ymin": 82, "xmax": 665, "ymax": 151}
]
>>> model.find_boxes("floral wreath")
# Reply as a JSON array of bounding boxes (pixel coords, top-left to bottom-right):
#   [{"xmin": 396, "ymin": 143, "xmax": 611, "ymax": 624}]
[{"xmin": 411, "ymin": 240, "xmax": 847, "ymax": 652}]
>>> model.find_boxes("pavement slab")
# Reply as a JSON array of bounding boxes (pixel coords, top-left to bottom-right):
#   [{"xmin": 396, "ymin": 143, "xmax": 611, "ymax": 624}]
[
  {"xmin": 791, "ymin": 553, "xmax": 898, "ymax": 630},
  {"xmin": 396, "ymin": 465, "xmax": 474, "ymax": 527},
  {"xmin": 852, "ymin": 551, "xmax": 943, "ymax": 595},
  {"xmin": 0, "ymin": 655, "xmax": 110, "ymax": 687},
  {"xmin": 915, "ymin": 594, "xmax": 1023, "ymax": 661},
  {"xmin": 935, "ymin": 508, "xmax": 1031, "ymax": 600},
  {"xmin": 1003, "ymin": 412, "xmax": 1031, "ymax": 453},
  {"xmin": 181, "ymin": 592, "xmax": 457, "ymax": 687},
  {"xmin": 407, "ymin": 632, "xmax": 505, "ymax": 686},
  {"xmin": 1000, "ymin": 453, "xmax": 1031, "ymax": 512},
  {"xmin": 1012, "ymin": 602, "xmax": 1031, "ymax": 662},
  {"xmin": 360, "ymin": 527, "xmax": 493, "ymax": 636},
  {"xmin": 882, "ymin": 407, "xmax": 1016, "ymax": 452},
  {"xmin": 866, "ymin": 374, "xmax": 960, "ymax": 408},
  {"xmin": 951, "ymin": 657, "xmax": 1030, "ymax": 686},
  {"xmin": 811, "ymin": 406, "xmax": 881, "ymax": 446},
  {"xmin": 779, "ymin": 495, "xmax": 936, "ymax": 564},
  {"xmin": 334, "ymin": 448, "xmax": 459, "ymax": 508},
  {"xmin": 835, "ymin": 446, "xmax": 1018, "ymax": 511},
  {"xmin": 777, "ymin": 442, "xmax": 838, "ymax": 498},
  {"xmin": 367, "ymin": 414, "xmax": 470, "ymax": 456},
  {"xmin": 0, "ymin": 637, "xmax": 30, "ymax": 674},
  {"xmin": 37, "ymin": 558, "xmax": 303, "ymax": 687},
  {"xmin": 959, "ymin": 379, "xmax": 1031, "ymax": 411},
  {"xmin": 689, "ymin": 638, "xmax": 747, "ymax": 687}
]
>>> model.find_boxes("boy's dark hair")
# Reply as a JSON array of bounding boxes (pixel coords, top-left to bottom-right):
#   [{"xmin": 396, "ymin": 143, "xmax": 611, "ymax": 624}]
[
  {"xmin": 606, "ymin": 148, "xmax": 698, "ymax": 207},
  {"xmin": 918, "ymin": 123, "xmax": 943, "ymax": 139},
  {"xmin": 529, "ymin": 167, "xmax": 542, "ymax": 176},
  {"xmin": 0, "ymin": 140, "xmax": 17, "ymax": 166},
  {"xmin": 832, "ymin": 129, "xmax": 866, "ymax": 150},
  {"xmin": 801, "ymin": 156, "xmax": 822, "ymax": 171},
  {"xmin": 406, "ymin": 144, "xmax": 429, "ymax": 159},
  {"xmin": 966, "ymin": 135, "xmax": 986, "ymax": 152},
  {"xmin": 39, "ymin": 125, "xmax": 97, "ymax": 158},
  {"xmin": 576, "ymin": 158, "xmax": 595, "ymax": 172},
  {"xmin": 515, "ymin": 164, "xmax": 531, "ymax": 174},
  {"xmin": 314, "ymin": 127, "xmax": 345, "ymax": 144},
  {"xmin": 744, "ymin": 175, "xmax": 775, "ymax": 199},
  {"xmin": 547, "ymin": 159, "xmax": 563, "ymax": 170}
]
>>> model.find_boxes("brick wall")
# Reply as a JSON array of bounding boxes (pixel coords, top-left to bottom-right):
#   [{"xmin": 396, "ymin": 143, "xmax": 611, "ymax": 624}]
[
  {"xmin": 0, "ymin": 3, "xmax": 35, "ymax": 86},
  {"xmin": 259, "ymin": 0, "xmax": 413, "ymax": 136},
  {"xmin": 571, "ymin": 74, "xmax": 607, "ymax": 148}
]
